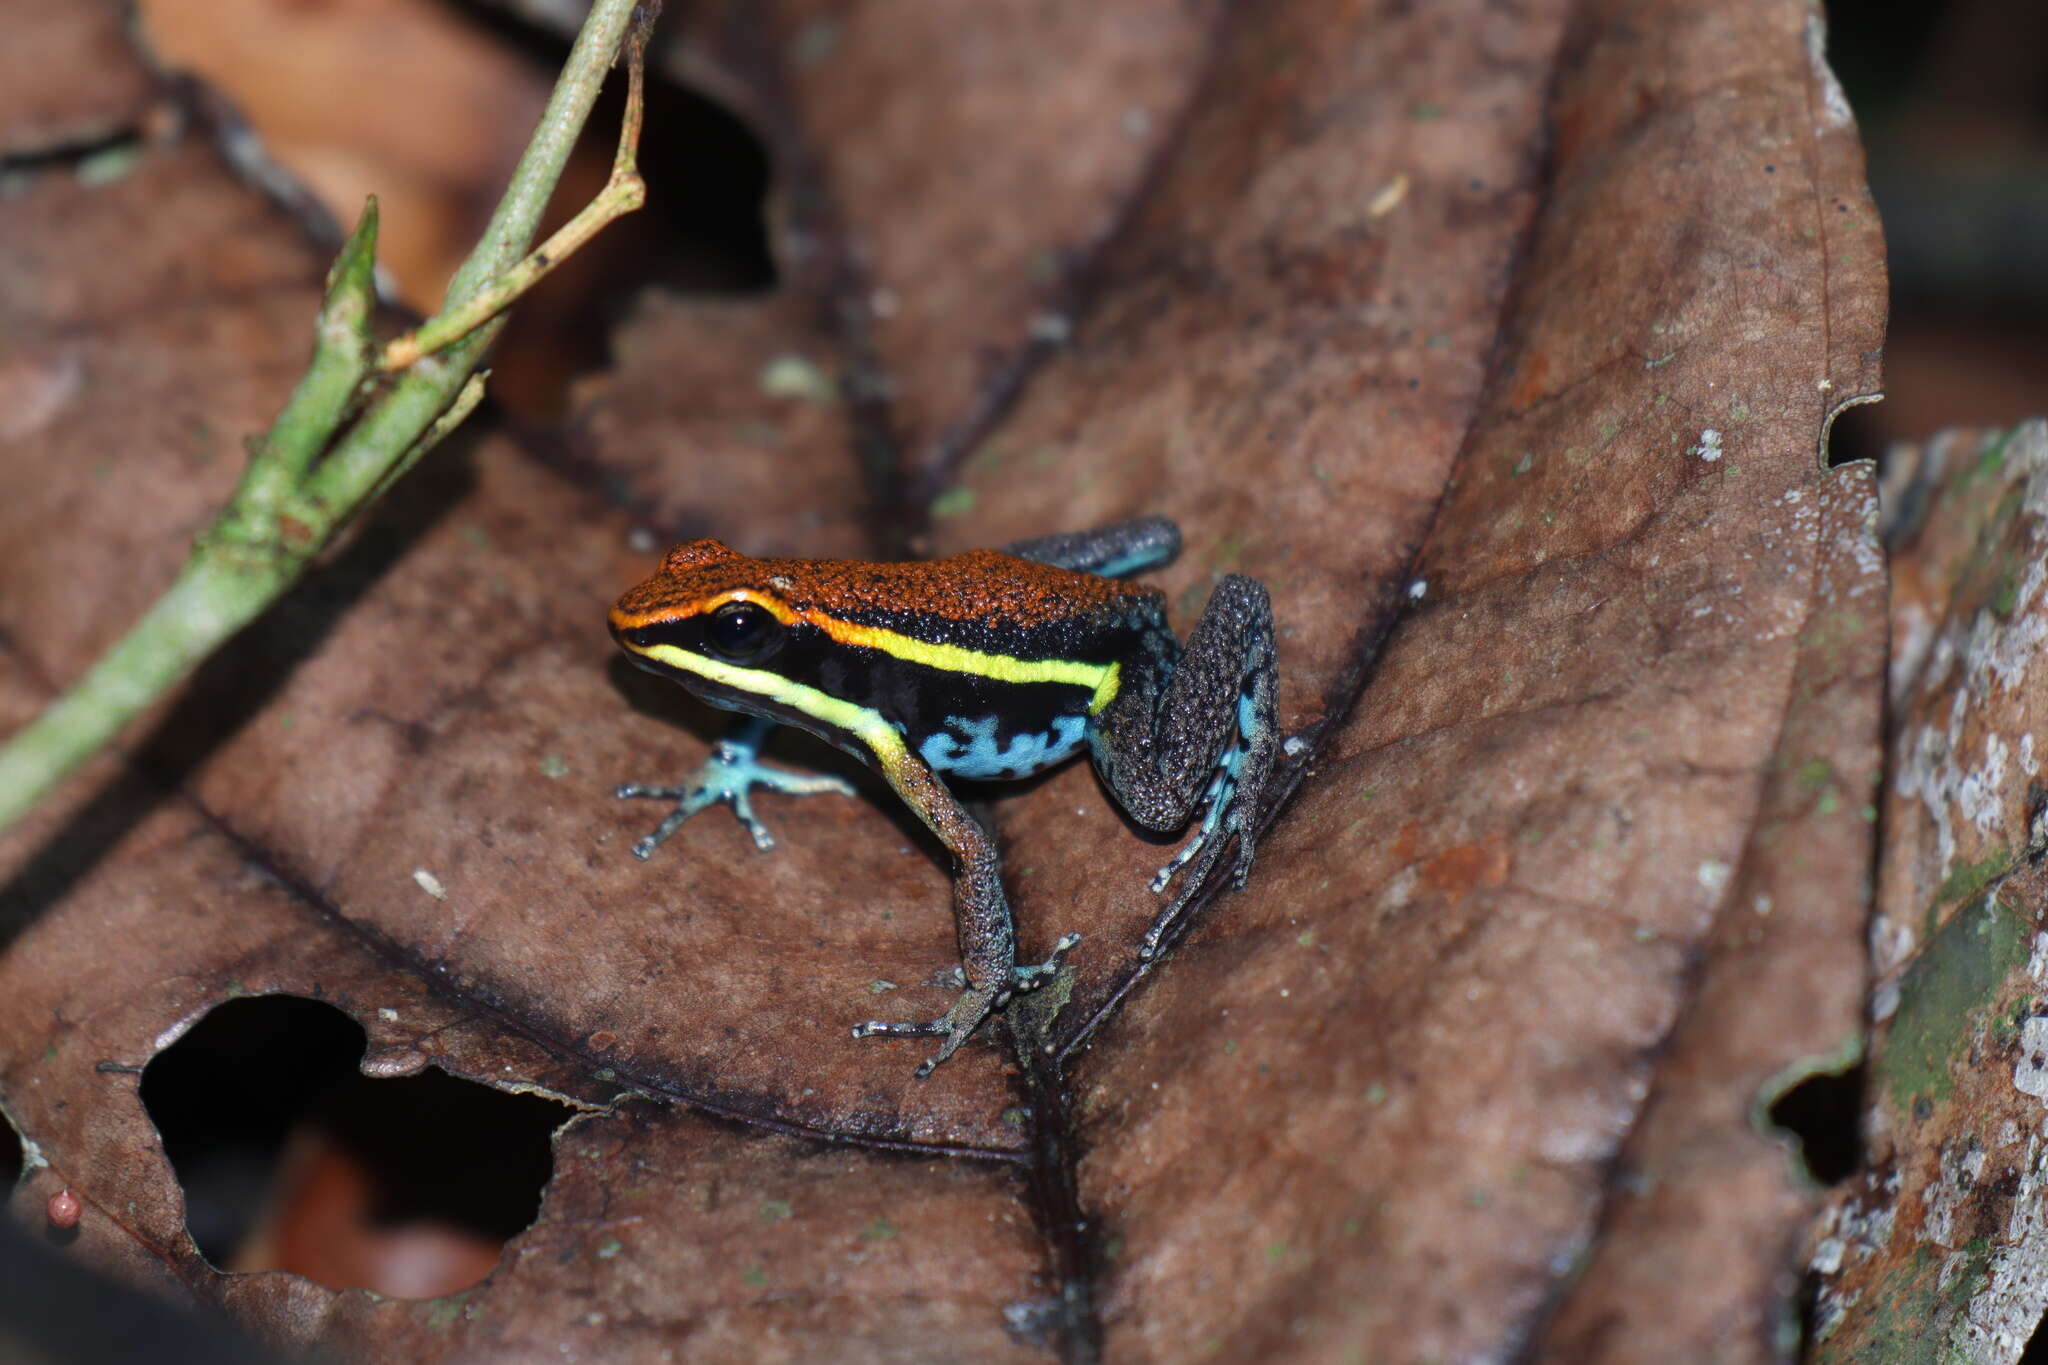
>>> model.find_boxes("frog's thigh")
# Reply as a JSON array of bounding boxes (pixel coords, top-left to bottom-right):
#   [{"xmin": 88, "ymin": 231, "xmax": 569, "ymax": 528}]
[{"xmin": 1104, "ymin": 574, "xmax": 1274, "ymax": 830}]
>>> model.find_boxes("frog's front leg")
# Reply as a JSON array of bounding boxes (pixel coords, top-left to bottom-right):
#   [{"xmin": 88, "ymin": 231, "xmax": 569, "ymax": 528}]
[
  {"xmin": 850, "ymin": 734, "xmax": 1079, "ymax": 1077},
  {"xmin": 616, "ymin": 715, "xmax": 856, "ymax": 859},
  {"xmin": 1095, "ymin": 574, "xmax": 1278, "ymax": 959}
]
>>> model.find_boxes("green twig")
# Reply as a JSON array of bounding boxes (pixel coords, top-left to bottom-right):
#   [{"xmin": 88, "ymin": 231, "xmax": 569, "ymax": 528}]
[
  {"xmin": 383, "ymin": 14, "xmax": 653, "ymax": 373},
  {"xmin": 0, "ymin": 0, "xmax": 654, "ymax": 836}
]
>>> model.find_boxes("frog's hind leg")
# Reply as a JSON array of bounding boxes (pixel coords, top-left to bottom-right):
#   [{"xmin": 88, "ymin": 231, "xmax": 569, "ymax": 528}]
[
  {"xmin": 849, "ymin": 738, "xmax": 1081, "ymax": 1077},
  {"xmin": 1004, "ymin": 516, "xmax": 1181, "ymax": 579},
  {"xmin": 616, "ymin": 715, "xmax": 855, "ymax": 858},
  {"xmin": 1095, "ymin": 574, "xmax": 1278, "ymax": 960}
]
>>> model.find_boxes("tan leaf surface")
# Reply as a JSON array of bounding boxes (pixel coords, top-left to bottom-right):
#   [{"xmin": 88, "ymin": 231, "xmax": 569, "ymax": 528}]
[{"xmin": 2, "ymin": 1, "xmax": 1887, "ymax": 1359}]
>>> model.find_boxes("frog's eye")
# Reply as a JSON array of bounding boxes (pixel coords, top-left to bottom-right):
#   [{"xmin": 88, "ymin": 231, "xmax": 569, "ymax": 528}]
[{"xmin": 705, "ymin": 601, "xmax": 779, "ymax": 660}]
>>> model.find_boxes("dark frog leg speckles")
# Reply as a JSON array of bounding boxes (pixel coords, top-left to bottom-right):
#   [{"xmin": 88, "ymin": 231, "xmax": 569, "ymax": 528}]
[{"xmin": 1090, "ymin": 573, "xmax": 1278, "ymax": 959}]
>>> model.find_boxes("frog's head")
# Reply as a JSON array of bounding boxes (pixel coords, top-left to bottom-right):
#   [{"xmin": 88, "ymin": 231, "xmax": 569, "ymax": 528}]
[
  {"xmin": 610, "ymin": 539, "xmax": 804, "ymax": 678},
  {"xmin": 608, "ymin": 541, "xmax": 895, "ymax": 759}
]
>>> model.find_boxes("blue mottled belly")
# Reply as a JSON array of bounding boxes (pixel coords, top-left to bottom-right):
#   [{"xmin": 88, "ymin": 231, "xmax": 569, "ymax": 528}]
[{"xmin": 918, "ymin": 713, "xmax": 1090, "ymax": 780}]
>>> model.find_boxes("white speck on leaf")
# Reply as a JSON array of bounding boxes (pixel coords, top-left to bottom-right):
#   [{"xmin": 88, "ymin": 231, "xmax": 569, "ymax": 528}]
[
  {"xmin": 758, "ymin": 353, "xmax": 837, "ymax": 404},
  {"xmin": 1029, "ymin": 313, "xmax": 1074, "ymax": 344},
  {"xmin": 1368, "ymin": 173, "xmax": 1410, "ymax": 217},
  {"xmin": 1376, "ymin": 866, "xmax": 1419, "ymax": 916},
  {"xmin": 0, "ymin": 352, "xmax": 83, "ymax": 442},
  {"xmin": 1813, "ymin": 1237, "xmax": 1845, "ymax": 1275},
  {"xmin": 2015, "ymin": 1019, "xmax": 2048, "ymax": 1102}
]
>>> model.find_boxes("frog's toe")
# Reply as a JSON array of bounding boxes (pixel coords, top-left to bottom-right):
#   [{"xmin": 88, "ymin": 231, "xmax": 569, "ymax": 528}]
[
  {"xmin": 1012, "ymin": 932, "xmax": 1082, "ymax": 989},
  {"xmin": 617, "ymin": 749, "xmax": 854, "ymax": 858},
  {"xmin": 752, "ymin": 768, "xmax": 858, "ymax": 798},
  {"xmin": 614, "ymin": 781, "xmax": 682, "ymax": 802},
  {"xmin": 851, "ymin": 1017, "xmax": 951, "ymax": 1040},
  {"xmin": 1229, "ymin": 823, "xmax": 1258, "ymax": 889},
  {"xmin": 724, "ymin": 789, "xmax": 778, "ymax": 851},
  {"xmin": 1148, "ymin": 829, "xmax": 1210, "ymax": 894},
  {"xmin": 619, "ymin": 782, "xmax": 725, "ymax": 859},
  {"xmin": 855, "ymin": 995, "xmax": 989, "ymax": 1079}
]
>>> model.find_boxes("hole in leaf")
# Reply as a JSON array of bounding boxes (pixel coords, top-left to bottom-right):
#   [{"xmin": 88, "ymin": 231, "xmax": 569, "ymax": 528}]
[
  {"xmin": 1, "ymin": 1105, "xmax": 22, "ymax": 1191},
  {"xmin": 437, "ymin": 0, "xmax": 779, "ymax": 418},
  {"xmin": 485, "ymin": 50, "xmax": 780, "ymax": 418},
  {"xmin": 2021, "ymin": 1301, "xmax": 2048, "ymax": 1365},
  {"xmin": 1823, "ymin": 394, "xmax": 1886, "ymax": 471},
  {"xmin": 623, "ymin": 63, "xmax": 779, "ymax": 294},
  {"xmin": 444, "ymin": 0, "xmax": 777, "ymax": 292},
  {"xmin": 141, "ymin": 996, "xmax": 574, "ymax": 1298},
  {"xmin": 1765, "ymin": 1060, "xmax": 1866, "ymax": 1185}
]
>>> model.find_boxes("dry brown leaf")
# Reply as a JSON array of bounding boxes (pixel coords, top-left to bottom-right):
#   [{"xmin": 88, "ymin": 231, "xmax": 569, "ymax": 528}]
[
  {"xmin": 1812, "ymin": 420, "xmax": 2048, "ymax": 1362},
  {"xmin": 0, "ymin": 0, "xmax": 156, "ymax": 159},
  {"xmin": 1, "ymin": 0, "xmax": 1889, "ymax": 1359},
  {"xmin": 132, "ymin": 0, "xmax": 551, "ymax": 309},
  {"xmin": 654, "ymin": 0, "xmax": 1224, "ymax": 488}
]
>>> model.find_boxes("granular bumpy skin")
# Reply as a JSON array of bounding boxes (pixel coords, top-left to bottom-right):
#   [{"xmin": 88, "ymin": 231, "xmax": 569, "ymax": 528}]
[
  {"xmin": 1095, "ymin": 574, "xmax": 1274, "ymax": 834},
  {"xmin": 613, "ymin": 542, "xmax": 1159, "ymax": 639}
]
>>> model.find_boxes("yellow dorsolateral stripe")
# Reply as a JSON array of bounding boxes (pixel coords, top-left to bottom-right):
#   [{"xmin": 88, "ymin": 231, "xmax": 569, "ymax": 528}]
[
  {"xmin": 810, "ymin": 617, "xmax": 1104, "ymax": 687},
  {"xmin": 658, "ymin": 596, "xmax": 1126, "ymax": 715},
  {"xmin": 686, "ymin": 591, "xmax": 1106, "ymax": 690},
  {"xmin": 810, "ymin": 619, "xmax": 1123, "ymax": 714},
  {"xmin": 634, "ymin": 643, "xmax": 910, "ymax": 759}
]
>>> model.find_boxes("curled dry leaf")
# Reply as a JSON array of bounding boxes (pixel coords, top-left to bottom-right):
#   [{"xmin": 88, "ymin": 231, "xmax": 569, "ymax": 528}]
[
  {"xmin": 1812, "ymin": 420, "xmax": 2048, "ymax": 1363},
  {"xmin": 1, "ymin": 0, "xmax": 1886, "ymax": 1359}
]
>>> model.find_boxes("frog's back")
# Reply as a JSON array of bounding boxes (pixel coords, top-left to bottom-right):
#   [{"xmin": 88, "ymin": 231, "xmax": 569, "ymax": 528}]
[
  {"xmin": 619, "ymin": 543, "xmax": 1165, "ymax": 660},
  {"xmin": 785, "ymin": 548, "xmax": 1162, "ymax": 655},
  {"xmin": 613, "ymin": 541, "xmax": 1169, "ymax": 781}
]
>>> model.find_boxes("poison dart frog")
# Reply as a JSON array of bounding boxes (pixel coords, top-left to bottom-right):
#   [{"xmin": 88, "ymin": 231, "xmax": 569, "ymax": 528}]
[{"xmin": 608, "ymin": 516, "xmax": 1277, "ymax": 1077}]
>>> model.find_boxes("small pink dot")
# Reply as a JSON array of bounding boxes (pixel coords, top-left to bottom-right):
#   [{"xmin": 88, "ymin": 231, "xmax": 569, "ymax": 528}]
[{"xmin": 48, "ymin": 1189, "xmax": 81, "ymax": 1229}]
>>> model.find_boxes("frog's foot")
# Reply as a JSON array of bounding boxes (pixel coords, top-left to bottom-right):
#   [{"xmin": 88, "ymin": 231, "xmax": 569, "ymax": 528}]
[
  {"xmin": 853, "ymin": 933, "xmax": 1081, "ymax": 1078},
  {"xmin": 1148, "ymin": 770, "xmax": 1232, "ymax": 894},
  {"xmin": 1141, "ymin": 770, "xmax": 1256, "ymax": 962},
  {"xmin": 616, "ymin": 738, "xmax": 855, "ymax": 859}
]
